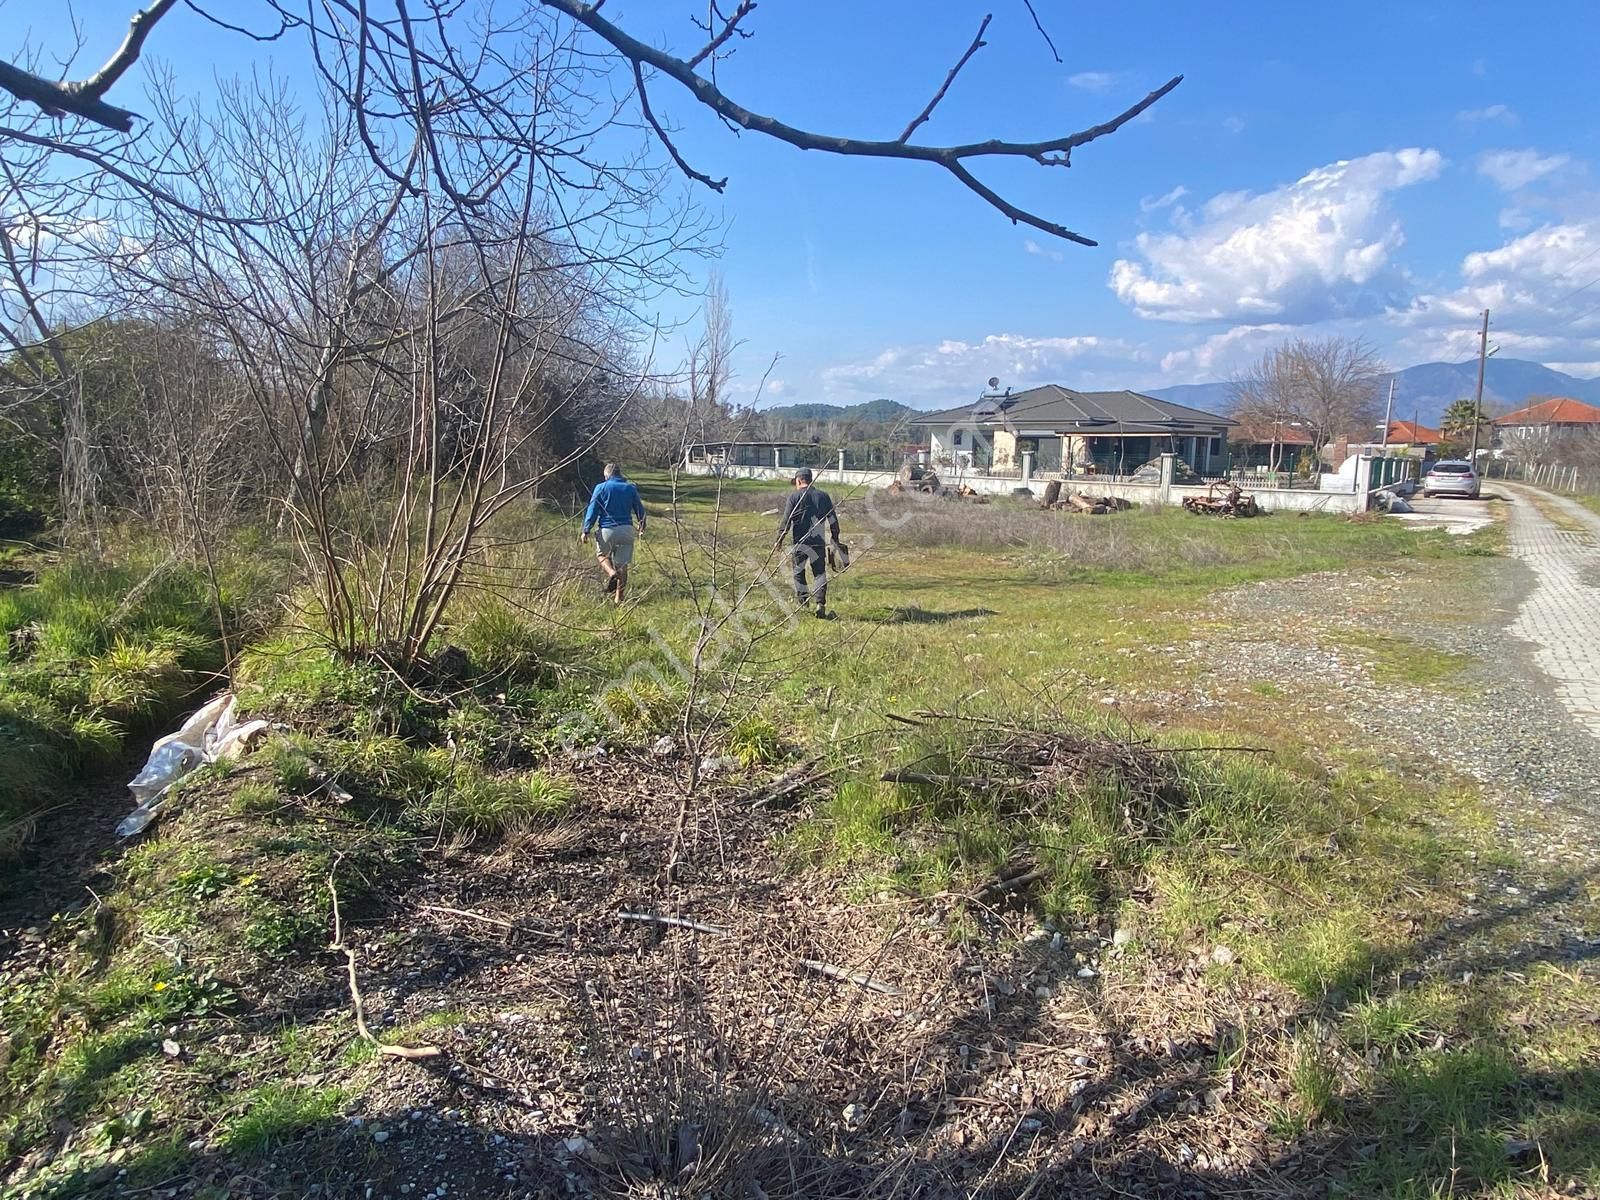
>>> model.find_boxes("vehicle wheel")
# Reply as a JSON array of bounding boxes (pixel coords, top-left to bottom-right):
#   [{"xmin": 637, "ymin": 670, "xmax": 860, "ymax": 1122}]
[{"xmin": 1421, "ymin": 491, "xmax": 1432, "ymax": 498}]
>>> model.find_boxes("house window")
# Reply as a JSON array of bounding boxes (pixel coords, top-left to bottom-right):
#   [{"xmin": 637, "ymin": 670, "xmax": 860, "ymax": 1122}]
[
  {"xmin": 1210, "ymin": 437, "xmax": 1221, "ymax": 457},
  {"xmin": 953, "ymin": 429, "xmax": 964, "ymax": 447}
]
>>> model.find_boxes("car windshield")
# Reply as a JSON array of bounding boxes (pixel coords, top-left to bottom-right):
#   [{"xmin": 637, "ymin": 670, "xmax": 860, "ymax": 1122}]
[{"xmin": 1430, "ymin": 463, "xmax": 1471, "ymax": 474}]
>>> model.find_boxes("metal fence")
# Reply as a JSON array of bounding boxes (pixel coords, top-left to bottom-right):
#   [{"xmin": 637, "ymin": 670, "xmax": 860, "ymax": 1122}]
[{"xmin": 1199, "ymin": 470, "xmax": 1318, "ymax": 491}]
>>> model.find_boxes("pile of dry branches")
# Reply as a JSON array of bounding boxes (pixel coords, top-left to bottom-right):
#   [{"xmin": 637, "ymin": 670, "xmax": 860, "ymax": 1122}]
[{"xmin": 881, "ymin": 710, "xmax": 1260, "ymax": 840}]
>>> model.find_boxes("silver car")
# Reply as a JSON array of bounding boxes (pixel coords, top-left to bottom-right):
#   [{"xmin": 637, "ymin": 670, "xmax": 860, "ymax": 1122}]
[{"xmin": 1421, "ymin": 459, "xmax": 1480, "ymax": 499}]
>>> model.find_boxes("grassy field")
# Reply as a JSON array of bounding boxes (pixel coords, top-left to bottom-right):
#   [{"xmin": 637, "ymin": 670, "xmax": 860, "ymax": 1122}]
[{"xmin": 2, "ymin": 472, "xmax": 1594, "ymax": 1198}]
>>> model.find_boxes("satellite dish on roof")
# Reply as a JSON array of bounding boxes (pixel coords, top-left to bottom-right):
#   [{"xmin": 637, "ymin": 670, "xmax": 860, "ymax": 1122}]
[{"xmin": 987, "ymin": 376, "xmax": 1000, "ymax": 391}]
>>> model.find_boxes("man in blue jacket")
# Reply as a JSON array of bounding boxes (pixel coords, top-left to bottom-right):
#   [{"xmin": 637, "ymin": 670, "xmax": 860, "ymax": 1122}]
[{"xmin": 580, "ymin": 463, "xmax": 647, "ymax": 604}]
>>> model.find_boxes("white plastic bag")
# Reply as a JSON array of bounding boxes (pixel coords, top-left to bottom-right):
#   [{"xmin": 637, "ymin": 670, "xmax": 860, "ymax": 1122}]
[{"xmin": 118, "ymin": 693, "xmax": 270, "ymax": 838}]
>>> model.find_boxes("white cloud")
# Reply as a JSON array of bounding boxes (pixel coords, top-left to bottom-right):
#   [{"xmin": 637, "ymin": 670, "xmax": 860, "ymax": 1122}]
[
  {"xmin": 1068, "ymin": 71, "xmax": 1119, "ymax": 93},
  {"xmin": 1109, "ymin": 148, "xmax": 1445, "ymax": 324},
  {"xmin": 1139, "ymin": 185, "xmax": 1189, "ymax": 213},
  {"xmin": 1478, "ymin": 149, "xmax": 1570, "ymax": 191},
  {"xmin": 1222, "ymin": 116, "xmax": 1246, "ymax": 136},
  {"xmin": 765, "ymin": 379, "xmax": 786, "ymax": 396},
  {"xmin": 819, "ymin": 333, "xmax": 1149, "ymax": 406},
  {"xmin": 1395, "ymin": 219, "xmax": 1600, "ymax": 366},
  {"xmin": 1158, "ymin": 324, "xmax": 1296, "ymax": 379},
  {"xmin": 1544, "ymin": 361, "xmax": 1600, "ymax": 379},
  {"xmin": 1023, "ymin": 238, "xmax": 1064, "ymax": 263},
  {"xmin": 1458, "ymin": 103, "xmax": 1516, "ymax": 125}
]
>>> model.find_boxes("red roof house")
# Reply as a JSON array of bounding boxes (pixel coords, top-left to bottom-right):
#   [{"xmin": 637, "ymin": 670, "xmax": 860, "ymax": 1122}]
[
  {"xmin": 1493, "ymin": 397, "xmax": 1600, "ymax": 429},
  {"xmin": 1381, "ymin": 419, "xmax": 1441, "ymax": 445}
]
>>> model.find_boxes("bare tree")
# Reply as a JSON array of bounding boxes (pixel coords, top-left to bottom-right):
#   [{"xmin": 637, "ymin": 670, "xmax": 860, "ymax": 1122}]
[
  {"xmin": 683, "ymin": 270, "xmax": 740, "ymax": 452},
  {"xmin": 1231, "ymin": 337, "xmax": 1386, "ymax": 464},
  {"xmin": 3, "ymin": 2, "xmax": 1180, "ymax": 249}
]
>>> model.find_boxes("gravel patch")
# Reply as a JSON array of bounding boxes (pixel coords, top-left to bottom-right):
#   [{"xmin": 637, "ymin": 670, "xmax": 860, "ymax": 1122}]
[{"xmin": 1168, "ymin": 556, "xmax": 1600, "ymax": 966}]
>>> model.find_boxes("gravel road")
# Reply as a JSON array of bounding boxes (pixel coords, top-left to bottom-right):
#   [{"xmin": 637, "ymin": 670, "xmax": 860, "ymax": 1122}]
[{"xmin": 1153, "ymin": 497, "xmax": 1600, "ymax": 965}]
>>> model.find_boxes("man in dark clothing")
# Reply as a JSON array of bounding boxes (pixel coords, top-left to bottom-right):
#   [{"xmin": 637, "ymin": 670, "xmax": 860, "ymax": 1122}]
[{"xmin": 773, "ymin": 467, "xmax": 841, "ymax": 618}]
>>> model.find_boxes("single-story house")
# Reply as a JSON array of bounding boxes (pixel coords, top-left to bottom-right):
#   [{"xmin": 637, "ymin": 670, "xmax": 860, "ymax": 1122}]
[
  {"xmin": 1379, "ymin": 419, "xmax": 1442, "ymax": 450},
  {"xmin": 1493, "ymin": 397, "xmax": 1600, "ymax": 436},
  {"xmin": 909, "ymin": 385, "xmax": 1234, "ymax": 477},
  {"xmin": 684, "ymin": 440, "xmax": 813, "ymax": 469},
  {"xmin": 1228, "ymin": 419, "xmax": 1314, "ymax": 471},
  {"xmin": 1335, "ymin": 419, "xmax": 1443, "ymax": 465}
]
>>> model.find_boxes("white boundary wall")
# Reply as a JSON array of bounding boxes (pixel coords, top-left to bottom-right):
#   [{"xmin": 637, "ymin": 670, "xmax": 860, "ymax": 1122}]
[{"xmin": 682, "ymin": 454, "xmax": 1369, "ymax": 515}]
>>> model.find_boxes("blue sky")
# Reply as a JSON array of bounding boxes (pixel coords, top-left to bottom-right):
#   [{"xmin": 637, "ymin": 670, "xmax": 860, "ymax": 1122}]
[{"xmin": 8, "ymin": 1, "xmax": 1600, "ymax": 410}]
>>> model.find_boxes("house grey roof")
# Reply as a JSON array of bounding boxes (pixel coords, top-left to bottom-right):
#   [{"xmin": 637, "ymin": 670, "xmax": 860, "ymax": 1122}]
[{"xmin": 908, "ymin": 385, "xmax": 1234, "ymax": 433}]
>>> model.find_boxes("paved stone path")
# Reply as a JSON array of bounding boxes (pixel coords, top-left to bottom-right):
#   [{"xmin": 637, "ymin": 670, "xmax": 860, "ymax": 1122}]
[{"xmin": 1504, "ymin": 485, "xmax": 1600, "ymax": 738}]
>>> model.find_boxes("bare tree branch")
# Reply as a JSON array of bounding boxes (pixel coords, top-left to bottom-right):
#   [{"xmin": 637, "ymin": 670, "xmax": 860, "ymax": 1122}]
[
  {"xmin": 1019, "ymin": 0, "xmax": 1061, "ymax": 64},
  {"xmin": 897, "ymin": 14, "xmax": 991, "ymax": 144},
  {"xmin": 632, "ymin": 62, "xmax": 726, "ymax": 193},
  {"xmin": 535, "ymin": 0, "xmax": 1180, "ymax": 246},
  {"xmin": 686, "ymin": 0, "xmax": 756, "ymax": 70},
  {"xmin": 0, "ymin": 0, "xmax": 179, "ymax": 131}
]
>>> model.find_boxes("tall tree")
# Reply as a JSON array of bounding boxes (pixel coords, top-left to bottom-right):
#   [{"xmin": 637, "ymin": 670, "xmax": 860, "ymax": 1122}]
[
  {"xmin": 1231, "ymin": 337, "xmax": 1386, "ymax": 462},
  {"xmin": 1439, "ymin": 398, "xmax": 1493, "ymax": 455}
]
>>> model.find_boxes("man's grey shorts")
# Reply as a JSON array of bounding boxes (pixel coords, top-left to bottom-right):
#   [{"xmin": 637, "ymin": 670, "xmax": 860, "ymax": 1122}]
[{"xmin": 596, "ymin": 525, "xmax": 636, "ymax": 566}]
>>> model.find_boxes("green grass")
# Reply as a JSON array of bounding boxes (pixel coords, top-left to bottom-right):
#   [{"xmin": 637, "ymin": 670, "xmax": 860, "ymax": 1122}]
[
  {"xmin": 1339, "ymin": 631, "xmax": 1476, "ymax": 690},
  {"xmin": 5, "ymin": 471, "xmax": 1591, "ymax": 1196},
  {"xmin": 221, "ymin": 1083, "xmax": 344, "ymax": 1156},
  {"xmin": 0, "ymin": 544, "xmax": 280, "ymax": 838}
]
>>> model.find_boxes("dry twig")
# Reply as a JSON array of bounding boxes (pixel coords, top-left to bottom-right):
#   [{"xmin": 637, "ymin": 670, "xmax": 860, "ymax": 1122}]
[
  {"xmin": 618, "ymin": 911, "xmax": 728, "ymax": 936},
  {"xmin": 799, "ymin": 958, "xmax": 901, "ymax": 997},
  {"xmin": 329, "ymin": 864, "xmax": 441, "ymax": 1060}
]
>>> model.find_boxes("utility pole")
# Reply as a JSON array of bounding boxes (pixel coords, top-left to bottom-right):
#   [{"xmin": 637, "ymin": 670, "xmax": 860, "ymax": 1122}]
[
  {"xmin": 1380, "ymin": 378, "xmax": 1395, "ymax": 450},
  {"xmin": 1469, "ymin": 309, "xmax": 1489, "ymax": 462}
]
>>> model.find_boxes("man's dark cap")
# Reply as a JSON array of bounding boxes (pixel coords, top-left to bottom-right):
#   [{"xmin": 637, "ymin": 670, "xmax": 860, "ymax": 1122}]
[{"xmin": 794, "ymin": 467, "xmax": 813, "ymax": 483}]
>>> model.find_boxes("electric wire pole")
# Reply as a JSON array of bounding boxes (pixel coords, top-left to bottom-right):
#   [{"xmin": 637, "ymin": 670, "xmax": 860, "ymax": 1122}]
[{"xmin": 1469, "ymin": 309, "xmax": 1489, "ymax": 462}]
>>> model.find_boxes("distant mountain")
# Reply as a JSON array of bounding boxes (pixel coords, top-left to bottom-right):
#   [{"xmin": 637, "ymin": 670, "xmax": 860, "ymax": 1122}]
[
  {"xmin": 1149, "ymin": 359, "xmax": 1600, "ymax": 426},
  {"xmin": 761, "ymin": 397, "xmax": 918, "ymax": 424}
]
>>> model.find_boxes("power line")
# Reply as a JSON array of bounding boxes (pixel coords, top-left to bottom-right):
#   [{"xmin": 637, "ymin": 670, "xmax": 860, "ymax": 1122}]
[
  {"xmin": 1548, "ymin": 268, "xmax": 1600, "ymax": 310},
  {"xmin": 1549, "ymin": 237, "xmax": 1600, "ymax": 286}
]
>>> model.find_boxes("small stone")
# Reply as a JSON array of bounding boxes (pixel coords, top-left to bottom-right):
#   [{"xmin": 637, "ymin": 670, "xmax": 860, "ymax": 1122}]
[
  {"xmin": 161, "ymin": 1039, "xmax": 181, "ymax": 1058},
  {"xmin": 372, "ymin": 1130, "xmax": 390, "ymax": 1143},
  {"xmin": 843, "ymin": 1103, "xmax": 866, "ymax": 1129},
  {"xmin": 1068, "ymin": 1079, "xmax": 1088, "ymax": 1097},
  {"xmin": 1034, "ymin": 986, "xmax": 1052, "ymax": 1000},
  {"xmin": 1210, "ymin": 945, "xmax": 1236, "ymax": 966},
  {"xmin": 1112, "ymin": 927, "xmax": 1135, "ymax": 948},
  {"xmin": 563, "ymin": 1136, "xmax": 591, "ymax": 1156},
  {"xmin": 1077, "ymin": 966, "xmax": 1097, "ymax": 978},
  {"xmin": 1073, "ymin": 1055, "xmax": 1091, "ymax": 1068}
]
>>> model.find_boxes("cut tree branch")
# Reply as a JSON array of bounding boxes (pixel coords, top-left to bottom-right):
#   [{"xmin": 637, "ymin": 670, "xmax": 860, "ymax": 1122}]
[
  {"xmin": 0, "ymin": 0, "xmax": 179, "ymax": 132},
  {"xmin": 535, "ymin": 0, "xmax": 1181, "ymax": 245},
  {"xmin": 898, "ymin": 14, "xmax": 991, "ymax": 144}
]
